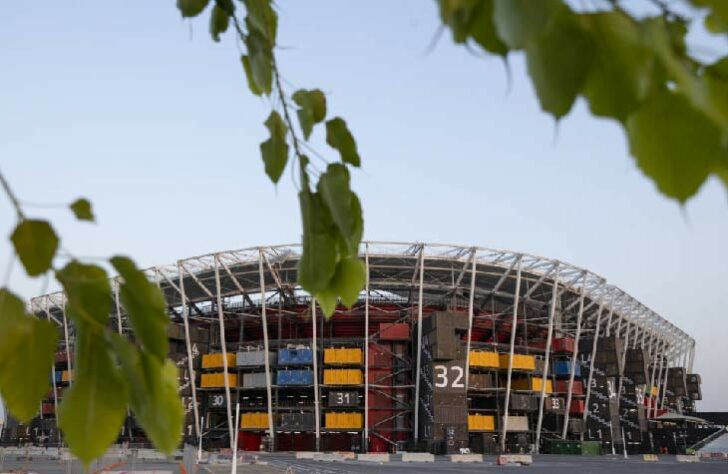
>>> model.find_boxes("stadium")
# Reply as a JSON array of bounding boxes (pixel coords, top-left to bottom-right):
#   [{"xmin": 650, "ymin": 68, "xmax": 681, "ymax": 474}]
[{"xmin": 4, "ymin": 241, "xmax": 717, "ymax": 455}]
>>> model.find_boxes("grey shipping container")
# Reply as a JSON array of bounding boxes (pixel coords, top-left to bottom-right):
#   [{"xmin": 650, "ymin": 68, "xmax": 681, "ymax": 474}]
[
  {"xmin": 568, "ymin": 418, "xmax": 585, "ymax": 434},
  {"xmin": 243, "ymin": 372, "xmax": 268, "ymax": 388},
  {"xmin": 237, "ymin": 350, "xmax": 277, "ymax": 367},
  {"xmin": 469, "ymin": 373, "xmax": 494, "ymax": 389},
  {"xmin": 501, "ymin": 415, "xmax": 529, "ymax": 432}
]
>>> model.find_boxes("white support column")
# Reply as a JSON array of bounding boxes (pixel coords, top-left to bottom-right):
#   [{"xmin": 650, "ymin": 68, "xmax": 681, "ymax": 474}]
[
  {"xmin": 258, "ymin": 249, "xmax": 275, "ymax": 450},
  {"xmin": 500, "ymin": 257, "xmax": 523, "ymax": 453},
  {"xmin": 535, "ymin": 265, "xmax": 560, "ymax": 451},
  {"xmin": 654, "ymin": 339, "xmax": 666, "ymax": 415},
  {"xmin": 647, "ymin": 337, "xmax": 661, "ymax": 419},
  {"xmin": 659, "ymin": 353, "xmax": 670, "ymax": 410},
  {"xmin": 464, "ymin": 251, "xmax": 477, "ymax": 390},
  {"xmin": 582, "ymin": 302, "xmax": 605, "ymax": 441},
  {"xmin": 312, "ymin": 299, "xmax": 321, "ymax": 452},
  {"xmin": 178, "ymin": 264, "xmax": 201, "ymax": 446},
  {"xmin": 46, "ymin": 299, "xmax": 61, "ymax": 444},
  {"xmin": 113, "ymin": 279, "xmax": 123, "ymax": 335},
  {"xmin": 213, "ymin": 256, "xmax": 235, "ymax": 448},
  {"xmin": 688, "ymin": 340, "xmax": 695, "ymax": 373},
  {"xmin": 363, "ymin": 243, "xmax": 370, "ymax": 451},
  {"xmin": 61, "ymin": 302, "xmax": 72, "ymax": 387},
  {"xmin": 561, "ymin": 274, "xmax": 586, "ymax": 439},
  {"xmin": 413, "ymin": 245, "xmax": 425, "ymax": 444}
]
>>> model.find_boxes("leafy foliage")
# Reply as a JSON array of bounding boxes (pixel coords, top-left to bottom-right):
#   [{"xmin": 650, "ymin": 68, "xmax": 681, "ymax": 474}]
[
  {"xmin": 260, "ymin": 111, "xmax": 289, "ymax": 184},
  {"xmin": 58, "ymin": 327, "xmax": 128, "ymax": 462},
  {"xmin": 70, "ymin": 198, "xmax": 95, "ymax": 222},
  {"xmin": 438, "ymin": 0, "xmax": 728, "ymax": 202},
  {"xmin": 0, "ymin": 289, "xmax": 59, "ymax": 421},
  {"xmin": 10, "ymin": 220, "xmax": 58, "ymax": 276}
]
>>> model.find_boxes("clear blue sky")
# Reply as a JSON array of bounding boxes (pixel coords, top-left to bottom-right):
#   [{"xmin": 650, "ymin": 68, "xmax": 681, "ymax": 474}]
[{"xmin": 1, "ymin": 2, "xmax": 726, "ymax": 411}]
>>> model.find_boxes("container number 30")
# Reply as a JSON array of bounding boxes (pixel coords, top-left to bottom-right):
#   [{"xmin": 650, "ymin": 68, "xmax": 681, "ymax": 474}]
[{"xmin": 434, "ymin": 365, "xmax": 465, "ymax": 388}]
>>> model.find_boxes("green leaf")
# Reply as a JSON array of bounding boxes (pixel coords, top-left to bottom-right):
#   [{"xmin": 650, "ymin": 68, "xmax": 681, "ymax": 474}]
[
  {"xmin": 177, "ymin": 0, "xmax": 210, "ymax": 18},
  {"xmin": 111, "ymin": 256, "xmax": 169, "ymax": 362},
  {"xmin": 210, "ymin": 4, "xmax": 230, "ymax": 42},
  {"xmin": 260, "ymin": 111, "xmax": 289, "ymax": 183},
  {"xmin": 58, "ymin": 327, "xmax": 128, "ymax": 464},
  {"xmin": 438, "ymin": 0, "xmax": 508, "ymax": 56},
  {"xmin": 244, "ymin": 27, "xmax": 273, "ymax": 95},
  {"xmin": 326, "ymin": 118, "xmax": 361, "ymax": 167},
  {"xmin": 690, "ymin": 0, "xmax": 728, "ymax": 33},
  {"xmin": 241, "ymin": 55, "xmax": 263, "ymax": 96},
  {"xmin": 297, "ymin": 190, "xmax": 338, "ymax": 293},
  {"xmin": 10, "ymin": 220, "xmax": 59, "ymax": 277},
  {"xmin": 317, "ymin": 163, "xmax": 362, "ymax": 256},
  {"xmin": 581, "ymin": 12, "xmax": 657, "ymax": 121},
  {"xmin": 493, "ymin": 0, "xmax": 561, "ymax": 50},
  {"xmin": 642, "ymin": 17, "xmax": 728, "ymax": 134},
  {"xmin": 315, "ymin": 288, "xmax": 338, "ymax": 318},
  {"xmin": 525, "ymin": 10, "xmax": 593, "ymax": 119},
  {"xmin": 243, "ymin": 0, "xmax": 278, "ymax": 44},
  {"xmin": 111, "ymin": 335, "xmax": 183, "ymax": 454},
  {"xmin": 56, "ymin": 261, "xmax": 112, "ymax": 327},
  {"xmin": 70, "ymin": 198, "xmax": 95, "ymax": 222},
  {"xmin": 329, "ymin": 257, "xmax": 366, "ymax": 307},
  {"xmin": 626, "ymin": 88, "xmax": 727, "ymax": 203},
  {"xmin": 0, "ymin": 289, "xmax": 59, "ymax": 422},
  {"xmin": 292, "ymin": 89, "xmax": 327, "ymax": 140}
]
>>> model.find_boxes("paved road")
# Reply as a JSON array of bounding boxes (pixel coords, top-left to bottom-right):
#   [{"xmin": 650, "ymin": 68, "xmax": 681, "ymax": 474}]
[{"xmin": 2, "ymin": 454, "xmax": 727, "ymax": 474}]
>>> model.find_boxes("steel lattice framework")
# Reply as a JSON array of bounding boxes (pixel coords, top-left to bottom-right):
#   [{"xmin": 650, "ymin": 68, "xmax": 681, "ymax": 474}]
[{"xmin": 30, "ymin": 241, "xmax": 695, "ymax": 451}]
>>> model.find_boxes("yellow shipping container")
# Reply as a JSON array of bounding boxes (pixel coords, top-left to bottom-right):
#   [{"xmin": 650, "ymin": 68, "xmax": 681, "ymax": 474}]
[
  {"xmin": 323, "ymin": 369, "xmax": 363, "ymax": 385},
  {"xmin": 201, "ymin": 372, "xmax": 237, "ymax": 388},
  {"xmin": 325, "ymin": 412, "xmax": 362, "ymax": 429},
  {"xmin": 498, "ymin": 354, "xmax": 536, "ymax": 371},
  {"xmin": 469, "ymin": 351, "xmax": 499, "ymax": 368},
  {"xmin": 241, "ymin": 412, "xmax": 268, "ymax": 429},
  {"xmin": 651, "ymin": 386, "xmax": 659, "ymax": 396},
  {"xmin": 468, "ymin": 414, "xmax": 496, "ymax": 431},
  {"xmin": 512, "ymin": 377, "xmax": 553, "ymax": 393},
  {"xmin": 62, "ymin": 370, "xmax": 73, "ymax": 382},
  {"xmin": 324, "ymin": 348, "xmax": 363, "ymax": 365},
  {"xmin": 202, "ymin": 353, "xmax": 236, "ymax": 369}
]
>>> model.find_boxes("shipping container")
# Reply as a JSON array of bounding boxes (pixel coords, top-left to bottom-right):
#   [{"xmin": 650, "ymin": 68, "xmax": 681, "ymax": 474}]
[
  {"xmin": 240, "ymin": 412, "xmax": 269, "ymax": 429},
  {"xmin": 236, "ymin": 349, "xmax": 276, "ymax": 367},
  {"xmin": 325, "ymin": 411, "xmax": 363, "ymax": 429},
  {"xmin": 501, "ymin": 415, "xmax": 528, "ymax": 432},
  {"xmin": 278, "ymin": 347, "xmax": 314, "ymax": 366},
  {"xmin": 202, "ymin": 352, "xmax": 236, "ymax": 369},
  {"xmin": 277, "ymin": 370, "xmax": 314, "ymax": 386},
  {"xmin": 498, "ymin": 354, "xmax": 536, "ymax": 371},
  {"xmin": 201, "ymin": 372, "xmax": 238, "ymax": 388},
  {"xmin": 379, "ymin": 323, "xmax": 410, "ymax": 340},
  {"xmin": 323, "ymin": 369, "xmax": 363, "ymax": 385},
  {"xmin": 469, "ymin": 351, "xmax": 499, "ymax": 368},
  {"xmin": 324, "ymin": 347, "xmax": 363, "ymax": 365},
  {"xmin": 467, "ymin": 414, "xmax": 496, "ymax": 431}
]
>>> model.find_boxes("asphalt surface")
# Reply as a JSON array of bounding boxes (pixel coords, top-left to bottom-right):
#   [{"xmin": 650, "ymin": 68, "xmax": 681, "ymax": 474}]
[{"xmin": 2, "ymin": 454, "xmax": 727, "ymax": 474}]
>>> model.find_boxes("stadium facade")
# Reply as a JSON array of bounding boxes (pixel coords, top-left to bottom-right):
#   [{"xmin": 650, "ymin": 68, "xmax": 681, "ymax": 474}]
[{"xmin": 4, "ymin": 242, "xmax": 715, "ymax": 454}]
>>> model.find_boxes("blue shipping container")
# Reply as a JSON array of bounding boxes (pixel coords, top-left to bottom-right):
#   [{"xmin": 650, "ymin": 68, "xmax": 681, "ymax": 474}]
[
  {"xmin": 278, "ymin": 348, "xmax": 313, "ymax": 366},
  {"xmin": 553, "ymin": 361, "xmax": 581, "ymax": 377},
  {"xmin": 277, "ymin": 370, "xmax": 314, "ymax": 386}
]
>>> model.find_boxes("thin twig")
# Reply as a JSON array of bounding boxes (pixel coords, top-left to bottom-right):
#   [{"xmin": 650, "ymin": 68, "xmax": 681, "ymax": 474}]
[{"xmin": 0, "ymin": 169, "xmax": 25, "ymax": 220}]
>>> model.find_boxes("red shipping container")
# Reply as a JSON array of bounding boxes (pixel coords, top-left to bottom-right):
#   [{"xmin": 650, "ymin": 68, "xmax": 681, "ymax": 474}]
[
  {"xmin": 555, "ymin": 380, "xmax": 584, "ymax": 395},
  {"xmin": 569, "ymin": 400, "xmax": 585, "ymax": 415},
  {"xmin": 379, "ymin": 323, "xmax": 409, "ymax": 341},
  {"xmin": 368, "ymin": 344, "xmax": 392, "ymax": 367},
  {"xmin": 238, "ymin": 432, "xmax": 262, "ymax": 451},
  {"xmin": 552, "ymin": 337, "xmax": 575, "ymax": 354},
  {"xmin": 41, "ymin": 402, "xmax": 55, "ymax": 415},
  {"xmin": 368, "ymin": 435, "xmax": 392, "ymax": 453}
]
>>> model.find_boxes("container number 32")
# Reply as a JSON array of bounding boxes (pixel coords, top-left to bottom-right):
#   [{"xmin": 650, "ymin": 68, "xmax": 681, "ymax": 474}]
[{"xmin": 434, "ymin": 365, "xmax": 465, "ymax": 388}]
